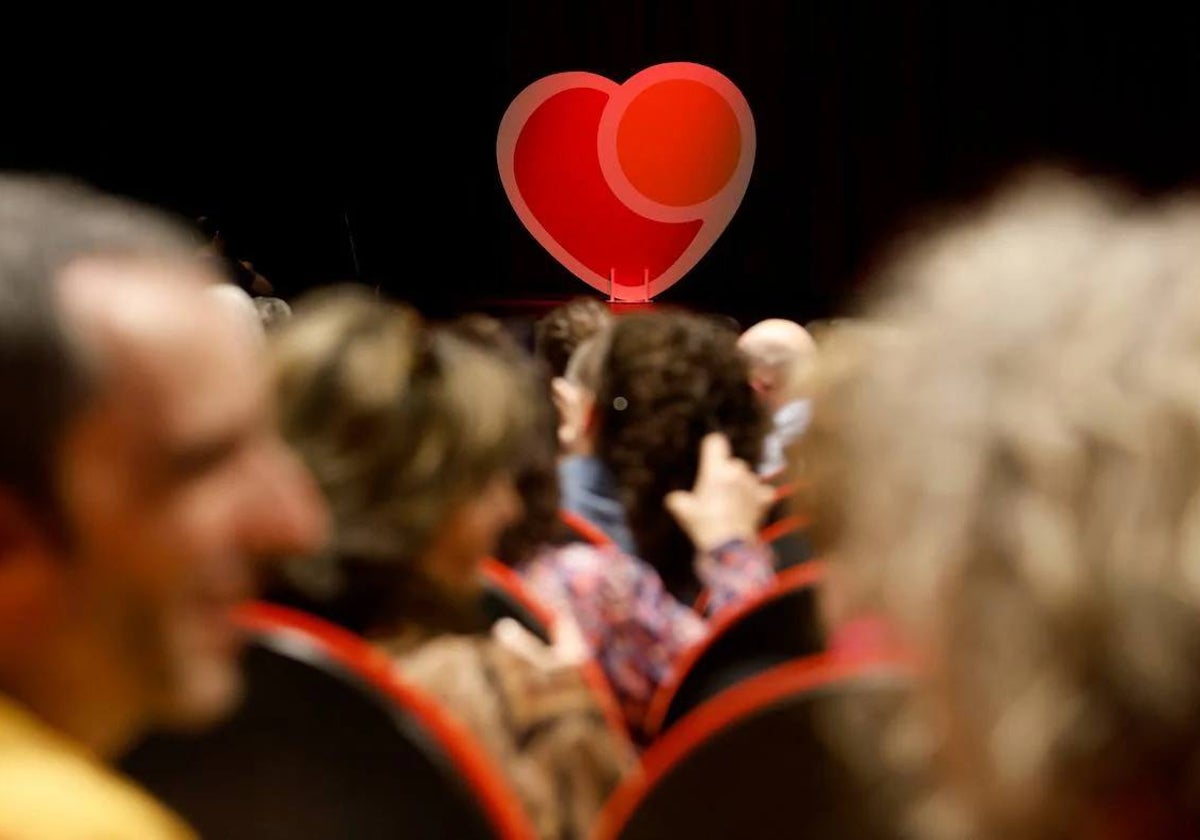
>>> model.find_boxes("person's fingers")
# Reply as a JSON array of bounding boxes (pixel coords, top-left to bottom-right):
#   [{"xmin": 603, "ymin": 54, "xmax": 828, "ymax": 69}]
[
  {"xmin": 551, "ymin": 613, "xmax": 589, "ymax": 664},
  {"xmin": 696, "ymin": 432, "xmax": 732, "ymax": 483},
  {"xmin": 728, "ymin": 458, "xmax": 754, "ymax": 479},
  {"xmin": 664, "ymin": 489, "xmax": 694, "ymax": 522},
  {"xmin": 493, "ymin": 617, "xmax": 552, "ymax": 668}
]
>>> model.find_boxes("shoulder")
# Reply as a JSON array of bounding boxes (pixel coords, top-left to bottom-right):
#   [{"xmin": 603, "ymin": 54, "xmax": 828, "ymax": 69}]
[
  {"xmin": 0, "ymin": 742, "xmax": 193, "ymax": 839},
  {"xmin": 526, "ymin": 543, "xmax": 650, "ymax": 598},
  {"xmin": 395, "ymin": 634, "xmax": 493, "ymax": 700}
]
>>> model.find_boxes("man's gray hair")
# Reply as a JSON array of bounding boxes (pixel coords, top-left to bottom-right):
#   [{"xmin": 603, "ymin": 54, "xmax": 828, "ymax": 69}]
[{"xmin": 0, "ymin": 176, "xmax": 196, "ymax": 511}]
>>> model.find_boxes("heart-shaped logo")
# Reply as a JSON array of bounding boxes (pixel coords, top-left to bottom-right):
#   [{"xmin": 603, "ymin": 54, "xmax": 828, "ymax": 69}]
[{"xmin": 497, "ymin": 62, "xmax": 755, "ymax": 301}]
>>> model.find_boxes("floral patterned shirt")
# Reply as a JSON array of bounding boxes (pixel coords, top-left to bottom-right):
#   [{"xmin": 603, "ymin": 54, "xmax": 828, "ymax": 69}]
[{"xmin": 520, "ymin": 538, "xmax": 774, "ymax": 738}]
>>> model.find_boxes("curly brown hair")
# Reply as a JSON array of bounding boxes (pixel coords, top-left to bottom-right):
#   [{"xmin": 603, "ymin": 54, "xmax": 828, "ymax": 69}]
[
  {"xmin": 594, "ymin": 310, "xmax": 768, "ymax": 600},
  {"xmin": 534, "ymin": 297, "xmax": 613, "ymax": 378}
]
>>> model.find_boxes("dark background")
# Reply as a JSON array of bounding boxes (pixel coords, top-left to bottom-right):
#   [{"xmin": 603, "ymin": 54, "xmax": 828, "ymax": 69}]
[{"xmin": 7, "ymin": 2, "xmax": 1200, "ymax": 326}]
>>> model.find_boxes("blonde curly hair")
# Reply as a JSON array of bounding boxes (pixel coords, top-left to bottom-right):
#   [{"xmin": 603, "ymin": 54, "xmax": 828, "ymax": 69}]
[{"xmin": 801, "ymin": 171, "xmax": 1200, "ymax": 839}]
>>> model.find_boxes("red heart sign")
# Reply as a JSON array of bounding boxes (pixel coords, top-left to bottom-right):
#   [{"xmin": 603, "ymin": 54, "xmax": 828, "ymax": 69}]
[{"xmin": 497, "ymin": 62, "xmax": 755, "ymax": 301}]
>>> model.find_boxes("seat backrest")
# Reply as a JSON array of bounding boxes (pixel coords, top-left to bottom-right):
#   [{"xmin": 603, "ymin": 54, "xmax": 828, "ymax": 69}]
[
  {"xmin": 761, "ymin": 511, "xmax": 813, "ymax": 572},
  {"xmin": 644, "ymin": 562, "xmax": 826, "ymax": 738},
  {"xmin": 479, "ymin": 557, "xmax": 555, "ymax": 643},
  {"xmin": 558, "ymin": 509, "xmax": 615, "ymax": 547},
  {"xmin": 121, "ymin": 603, "xmax": 536, "ymax": 840},
  {"xmin": 596, "ymin": 656, "xmax": 907, "ymax": 840},
  {"xmin": 760, "ymin": 478, "xmax": 813, "ymax": 572}
]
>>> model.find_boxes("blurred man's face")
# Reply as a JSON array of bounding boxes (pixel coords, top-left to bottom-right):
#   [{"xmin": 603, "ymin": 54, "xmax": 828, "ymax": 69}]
[{"xmin": 53, "ymin": 259, "xmax": 328, "ymax": 728}]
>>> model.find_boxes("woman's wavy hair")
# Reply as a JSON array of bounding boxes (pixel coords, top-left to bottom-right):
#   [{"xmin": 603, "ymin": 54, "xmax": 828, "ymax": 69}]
[
  {"xmin": 445, "ymin": 313, "xmax": 568, "ymax": 565},
  {"xmin": 268, "ymin": 288, "xmax": 534, "ymax": 636}
]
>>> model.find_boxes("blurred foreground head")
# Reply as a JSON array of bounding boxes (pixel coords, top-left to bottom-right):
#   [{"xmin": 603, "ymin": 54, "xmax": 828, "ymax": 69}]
[
  {"xmin": 803, "ymin": 170, "xmax": 1200, "ymax": 839},
  {"xmin": 0, "ymin": 178, "xmax": 326, "ymax": 757}
]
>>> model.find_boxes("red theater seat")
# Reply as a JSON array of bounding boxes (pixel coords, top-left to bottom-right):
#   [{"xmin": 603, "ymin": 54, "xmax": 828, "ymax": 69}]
[
  {"xmin": 595, "ymin": 655, "xmax": 908, "ymax": 840},
  {"xmin": 644, "ymin": 562, "xmax": 826, "ymax": 739},
  {"xmin": 480, "ymin": 557, "xmax": 557, "ymax": 643},
  {"xmin": 760, "ymin": 480, "xmax": 813, "ymax": 571},
  {"xmin": 559, "ymin": 508, "xmax": 616, "ymax": 547},
  {"xmin": 121, "ymin": 603, "xmax": 537, "ymax": 840}
]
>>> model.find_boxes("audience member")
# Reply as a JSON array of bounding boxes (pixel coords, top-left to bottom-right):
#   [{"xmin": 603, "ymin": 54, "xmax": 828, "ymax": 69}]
[
  {"xmin": 269, "ymin": 289, "xmax": 634, "ymax": 840},
  {"xmin": 526, "ymin": 311, "xmax": 776, "ymax": 737},
  {"xmin": 552, "ymin": 330, "xmax": 638, "ymax": 554},
  {"xmin": 0, "ymin": 179, "xmax": 326, "ymax": 839},
  {"xmin": 738, "ymin": 318, "xmax": 817, "ymax": 476},
  {"xmin": 802, "ymin": 171, "xmax": 1200, "ymax": 839},
  {"xmin": 594, "ymin": 311, "xmax": 772, "ymax": 604},
  {"xmin": 534, "ymin": 298, "xmax": 612, "ymax": 379},
  {"xmin": 446, "ymin": 314, "xmax": 568, "ymax": 566}
]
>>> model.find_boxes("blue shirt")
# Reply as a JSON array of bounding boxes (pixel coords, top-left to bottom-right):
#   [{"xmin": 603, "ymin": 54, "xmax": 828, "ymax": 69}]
[{"xmin": 557, "ymin": 456, "xmax": 637, "ymax": 555}]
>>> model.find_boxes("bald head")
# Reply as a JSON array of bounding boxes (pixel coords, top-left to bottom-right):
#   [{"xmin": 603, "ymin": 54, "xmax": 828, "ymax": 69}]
[
  {"xmin": 739, "ymin": 318, "xmax": 816, "ymax": 360},
  {"xmin": 738, "ymin": 319, "xmax": 817, "ymax": 411}
]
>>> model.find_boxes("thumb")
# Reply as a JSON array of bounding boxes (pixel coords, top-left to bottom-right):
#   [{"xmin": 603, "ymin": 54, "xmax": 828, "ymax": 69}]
[
  {"xmin": 664, "ymin": 489, "xmax": 694, "ymax": 521},
  {"xmin": 493, "ymin": 617, "xmax": 552, "ymax": 668}
]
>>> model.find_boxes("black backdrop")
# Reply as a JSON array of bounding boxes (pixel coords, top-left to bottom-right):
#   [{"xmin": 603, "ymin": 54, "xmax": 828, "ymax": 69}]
[{"xmin": 6, "ymin": 2, "xmax": 1200, "ymax": 325}]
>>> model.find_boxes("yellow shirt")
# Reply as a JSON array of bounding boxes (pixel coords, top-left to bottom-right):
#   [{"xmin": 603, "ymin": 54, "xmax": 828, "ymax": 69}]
[{"xmin": 0, "ymin": 694, "xmax": 195, "ymax": 840}]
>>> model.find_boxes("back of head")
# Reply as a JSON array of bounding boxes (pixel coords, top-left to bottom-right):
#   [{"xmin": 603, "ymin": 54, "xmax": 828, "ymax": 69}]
[
  {"xmin": 0, "ymin": 176, "xmax": 195, "ymax": 515},
  {"xmin": 808, "ymin": 170, "xmax": 1200, "ymax": 838},
  {"xmin": 534, "ymin": 297, "xmax": 613, "ymax": 378},
  {"xmin": 271, "ymin": 289, "xmax": 534, "ymax": 634},
  {"xmin": 595, "ymin": 310, "xmax": 766, "ymax": 597}
]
